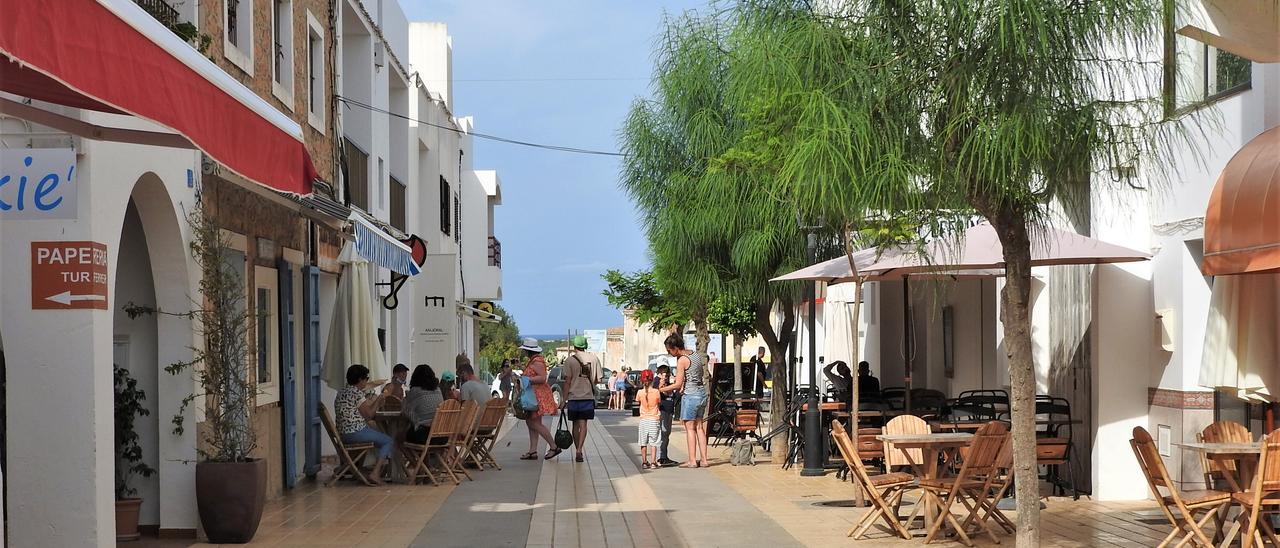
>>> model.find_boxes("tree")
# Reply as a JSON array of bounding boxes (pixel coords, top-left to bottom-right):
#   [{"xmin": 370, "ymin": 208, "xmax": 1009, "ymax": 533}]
[
  {"xmin": 602, "ymin": 269, "xmax": 689, "ymax": 334},
  {"xmin": 707, "ymin": 294, "xmax": 756, "ymax": 392},
  {"xmin": 477, "ymin": 303, "xmax": 521, "ymax": 375},
  {"xmin": 725, "ymin": 1, "xmax": 1192, "ymax": 543}
]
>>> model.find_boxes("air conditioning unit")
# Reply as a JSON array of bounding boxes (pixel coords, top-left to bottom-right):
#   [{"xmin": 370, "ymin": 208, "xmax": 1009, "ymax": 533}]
[{"xmin": 373, "ymin": 41, "xmax": 385, "ymax": 68}]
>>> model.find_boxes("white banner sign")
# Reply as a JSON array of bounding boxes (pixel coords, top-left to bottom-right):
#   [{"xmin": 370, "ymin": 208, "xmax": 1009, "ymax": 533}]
[
  {"xmin": 1, "ymin": 148, "xmax": 78, "ymax": 220},
  {"xmin": 584, "ymin": 329, "xmax": 607, "ymax": 355},
  {"xmin": 413, "ymin": 253, "xmax": 457, "ymax": 369}
]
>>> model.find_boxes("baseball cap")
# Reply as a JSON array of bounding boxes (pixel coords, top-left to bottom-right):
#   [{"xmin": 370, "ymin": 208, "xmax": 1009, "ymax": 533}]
[
  {"xmin": 441, "ymin": 371, "xmax": 457, "ymax": 382},
  {"xmin": 572, "ymin": 335, "xmax": 588, "ymax": 350}
]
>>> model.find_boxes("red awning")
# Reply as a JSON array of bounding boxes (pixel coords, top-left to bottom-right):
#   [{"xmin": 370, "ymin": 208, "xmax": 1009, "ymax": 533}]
[
  {"xmin": 1203, "ymin": 126, "xmax": 1280, "ymax": 275},
  {"xmin": 0, "ymin": 0, "xmax": 316, "ymax": 195}
]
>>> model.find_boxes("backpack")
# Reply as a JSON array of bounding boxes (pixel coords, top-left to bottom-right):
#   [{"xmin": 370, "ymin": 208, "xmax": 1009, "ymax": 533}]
[
  {"xmin": 518, "ymin": 376, "xmax": 540, "ymax": 411},
  {"xmin": 730, "ymin": 439, "xmax": 756, "ymax": 466}
]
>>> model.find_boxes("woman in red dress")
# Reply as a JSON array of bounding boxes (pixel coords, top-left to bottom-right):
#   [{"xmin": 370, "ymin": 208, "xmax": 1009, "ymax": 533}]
[{"xmin": 518, "ymin": 338, "xmax": 562, "ymax": 460}]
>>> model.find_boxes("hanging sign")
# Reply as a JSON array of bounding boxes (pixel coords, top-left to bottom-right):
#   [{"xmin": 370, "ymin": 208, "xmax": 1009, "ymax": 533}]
[
  {"xmin": 1, "ymin": 148, "xmax": 78, "ymax": 220},
  {"xmin": 31, "ymin": 241, "xmax": 108, "ymax": 310}
]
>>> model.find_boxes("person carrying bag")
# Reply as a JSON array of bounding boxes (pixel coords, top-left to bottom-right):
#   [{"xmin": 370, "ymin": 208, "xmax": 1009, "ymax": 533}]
[{"xmin": 563, "ymin": 335, "xmax": 601, "ymax": 462}]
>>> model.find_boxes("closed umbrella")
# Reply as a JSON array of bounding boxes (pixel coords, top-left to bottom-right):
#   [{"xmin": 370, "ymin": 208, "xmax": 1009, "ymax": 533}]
[
  {"xmin": 822, "ymin": 283, "xmax": 858, "ymax": 367},
  {"xmin": 322, "ymin": 245, "xmax": 389, "ymax": 390},
  {"xmin": 1200, "ymin": 273, "xmax": 1280, "ymax": 402}
]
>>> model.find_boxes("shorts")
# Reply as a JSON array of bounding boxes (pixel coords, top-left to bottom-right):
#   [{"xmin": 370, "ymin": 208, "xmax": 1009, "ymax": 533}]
[
  {"xmin": 638, "ymin": 418, "xmax": 661, "ymax": 446},
  {"xmin": 566, "ymin": 399, "xmax": 595, "ymax": 421},
  {"xmin": 679, "ymin": 389, "xmax": 708, "ymax": 421}
]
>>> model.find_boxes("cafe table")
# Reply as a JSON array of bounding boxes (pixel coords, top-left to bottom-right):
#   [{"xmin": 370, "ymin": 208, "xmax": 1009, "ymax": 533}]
[
  {"xmin": 1176, "ymin": 441, "xmax": 1262, "ymax": 546},
  {"xmin": 373, "ymin": 410, "xmax": 412, "ymax": 483},
  {"xmin": 878, "ymin": 432, "xmax": 975, "ymax": 533}
]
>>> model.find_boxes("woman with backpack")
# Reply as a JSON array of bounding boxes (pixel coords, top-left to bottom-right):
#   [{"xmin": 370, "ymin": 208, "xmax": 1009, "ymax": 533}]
[{"xmin": 517, "ymin": 338, "xmax": 561, "ymax": 460}]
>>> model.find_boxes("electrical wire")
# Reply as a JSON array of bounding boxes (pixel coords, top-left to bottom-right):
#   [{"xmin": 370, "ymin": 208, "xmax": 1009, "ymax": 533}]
[{"xmin": 336, "ymin": 95, "xmax": 625, "ymax": 157}]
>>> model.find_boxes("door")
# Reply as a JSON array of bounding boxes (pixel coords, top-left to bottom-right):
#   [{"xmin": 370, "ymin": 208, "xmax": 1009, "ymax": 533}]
[
  {"xmin": 277, "ymin": 260, "xmax": 298, "ymax": 488},
  {"xmin": 302, "ymin": 266, "xmax": 323, "ymax": 477}
]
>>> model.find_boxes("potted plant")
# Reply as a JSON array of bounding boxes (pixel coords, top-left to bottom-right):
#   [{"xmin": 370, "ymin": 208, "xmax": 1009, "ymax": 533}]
[
  {"xmin": 165, "ymin": 206, "xmax": 265, "ymax": 543},
  {"xmin": 115, "ymin": 364, "xmax": 156, "ymax": 542}
]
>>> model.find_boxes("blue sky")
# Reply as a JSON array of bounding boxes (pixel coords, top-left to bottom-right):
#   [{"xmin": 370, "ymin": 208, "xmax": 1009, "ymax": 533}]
[{"xmin": 401, "ymin": 1, "xmax": 707, "ymax": 335}]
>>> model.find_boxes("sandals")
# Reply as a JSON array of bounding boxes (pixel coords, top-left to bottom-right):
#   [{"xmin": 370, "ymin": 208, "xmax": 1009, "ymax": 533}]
[
  {"xmin": 575, "ymin": 454, "xmax": 585, "ymax": 463},
  {"xmin": 544, "ymin": 448, "xmax": 563, "ymax": 460},
  {"xmin": 642, "ymin": 462, "xmax": 653, "ymax": 470},
  {"xmin": 519, "ymin": 451, "xmax": 538, "ymax": 460}
]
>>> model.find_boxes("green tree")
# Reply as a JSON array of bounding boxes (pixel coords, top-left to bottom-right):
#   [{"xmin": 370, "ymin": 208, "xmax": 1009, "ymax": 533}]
[
  {"xmin": 707, "ymin": 294, "xmax": 756, "ymax": 392},
  {"xmin": 477, "ymin": 303, "xmax": 521, "ymax": 375},
  {"xmin": 723, "ymin": 1, "xmax": 1196, "ymax": 543},
  {"xmin": 602, "ymin": 269, "xmax": 689, "ymax": 334}
]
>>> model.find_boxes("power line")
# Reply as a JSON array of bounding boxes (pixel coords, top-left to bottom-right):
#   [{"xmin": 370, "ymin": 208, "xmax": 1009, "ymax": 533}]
[{"xmin": 336, "ymin": 95, "xmax": 624, "ymax": 157}]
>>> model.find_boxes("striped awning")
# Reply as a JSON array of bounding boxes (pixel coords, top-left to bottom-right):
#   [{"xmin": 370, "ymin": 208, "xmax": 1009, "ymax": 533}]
[{"xmin": 350, "ymin": 213, "xmax": 420, "ymax": 276}]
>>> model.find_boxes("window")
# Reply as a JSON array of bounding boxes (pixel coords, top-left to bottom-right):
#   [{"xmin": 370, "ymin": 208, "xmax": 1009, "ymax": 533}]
[
  {"xmin": 223, "ymin": 0, "xmax": 253, "ymax": 74},
  {"xmin": 271, "ymin": 0, "xmax": 293, "ymax": 104},
  {"xmin": 454, "ymin": 195, "xmax": 461, "ymax": 244},
  {"xmin": 257, "ymin": 288, "xmax": 273, "ymax": 383},
  {"xmin": 390, "ymin": 176, "xmax": 406, "ymax": 231},
  {"xmin": 344, "ymin": 138, "xmax": 369, "ymax": 211},
  {"xmin": 305, "ymin": 11, "xmax": 325, "ymax": 132},
  {"xmin": 377, "ymin": 158, "xmax": 386, "ymax": 210},
  {"xmin": 254, "ymin": 266, "xmax": 280, "ymax": 405},
  {"xmin": 1166, "ymin": 7, "xmax": 1251, "ymax": 113},
  {"xmin": 439, "ymin": 176, "xmax": 452, "ymax": 236}
]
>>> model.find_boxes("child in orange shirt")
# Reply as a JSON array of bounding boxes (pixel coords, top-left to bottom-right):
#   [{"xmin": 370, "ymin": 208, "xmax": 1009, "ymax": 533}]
[{"xmin": 636, "ymin": 369, "xmax": 662, "ymax": 469}]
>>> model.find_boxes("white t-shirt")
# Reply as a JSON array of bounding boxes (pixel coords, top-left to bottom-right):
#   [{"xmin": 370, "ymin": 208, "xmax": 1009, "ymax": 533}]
[{"xmin": 459, "ymin": 379, "xmax": 492, "ymax": 404}]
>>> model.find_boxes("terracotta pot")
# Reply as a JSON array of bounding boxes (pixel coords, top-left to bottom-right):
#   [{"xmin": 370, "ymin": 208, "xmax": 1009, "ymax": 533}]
[
  {"xmin": 196, "ymin": 459, "xmax": 267, "ymax": 544},
  {"xmin": 115, "ymin": 498, "xmax": 143, "ymax": 541}
]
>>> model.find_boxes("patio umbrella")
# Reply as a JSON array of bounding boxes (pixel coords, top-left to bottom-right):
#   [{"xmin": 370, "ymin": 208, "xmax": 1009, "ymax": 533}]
[
  {"xmin": 322, "ymin": 244, "xmax": 389, "ymax": 390},
  {"xmin": 862, "ymin": 222, "xmax": 1150, "ymax": 274},
  {"xmin": 822, "ymin": 283, "xmax": 858, "ymax": 370},
  {"xmin": 1200, "ymin": 272, "xmax": 1280, "ymax": 402}
]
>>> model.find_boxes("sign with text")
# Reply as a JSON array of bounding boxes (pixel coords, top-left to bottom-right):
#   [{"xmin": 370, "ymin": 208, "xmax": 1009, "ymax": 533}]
[
  {"xmin": 1, "ymin": 149, "xmax": 78, "ymax": 219},
  {"xmin": 584, "ymin": 329, "xmax": 607, "ymax": 355},
  {"xmin": 32, "ymin": 241, "xmax": 108, "ymax": 310},
  {"xmin": 413, "ymin": 253, "xmax": 457, "ymax": 368}
]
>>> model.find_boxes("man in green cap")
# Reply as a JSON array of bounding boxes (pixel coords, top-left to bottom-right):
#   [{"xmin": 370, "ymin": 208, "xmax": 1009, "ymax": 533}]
[{"xmin": 563, "ymin": 335, "xmax": 602, "ymax": 462}]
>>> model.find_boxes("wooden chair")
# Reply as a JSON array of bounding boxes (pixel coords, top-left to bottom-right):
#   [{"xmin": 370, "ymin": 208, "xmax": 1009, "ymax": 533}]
[
  {"xmin": 447, "ymin": 400, "xmax": 480, "ymax": 482},
  {"xmin": 1130, "ymin": 426, "xmax": 1230, "ymax": 548},
  {"xmin": 919, "ymin": 421, "xmax": 1008, "ymax": 546},
  {"xmin": 319, "ymin": 403, "xmax": 375, "ymax": 486},
  {"xmin": 884, "ymin": 414, "xmax": 930, "ymax": 472},
  {"xmin": 1236, "ymin": 428, "xmax": 1280, "ymax": 548},
  {"xmin": 1201, "ymin": 420, "xmax": 1251, "ymax": 490},
  {"xmin": 730, "ymin": 409, "xmax": 761, "ymax": 443},
  {"xmin": 831, "ymin": 420, "xmax": 916, "ymax": 540},
  {"xmin": 469, "ymin": 398, "xmax": 508, "ymax": 470},
  {"xmin": 963, "ymin": 432, "xmax": 1015, "ymax": 535},
  {"xmin": 402, "ymin": 400, "xmax": 462, "ymax": 486},
  {"xmin": 856, "ymin": 427, "xmax": 885, "ymax": 472},
  {"xmin": 1036, "ymin": 437, "xmax": 1077, "ymax": 499}
]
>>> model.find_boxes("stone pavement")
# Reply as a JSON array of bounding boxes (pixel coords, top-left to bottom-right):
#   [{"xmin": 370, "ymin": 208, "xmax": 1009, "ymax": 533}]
[{"xmin": 140, "ymin": 409, "xmax": 1173, "ymax": 547}]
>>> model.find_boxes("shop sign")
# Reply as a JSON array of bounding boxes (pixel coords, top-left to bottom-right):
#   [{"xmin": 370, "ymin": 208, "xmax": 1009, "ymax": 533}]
[
  {"xmin": 1, "ymin": 148, "xmax": 78, "ymax": 220},
  {"xmin": 31, "ymin": 241, "xmax": 108, "ymax": 310}
]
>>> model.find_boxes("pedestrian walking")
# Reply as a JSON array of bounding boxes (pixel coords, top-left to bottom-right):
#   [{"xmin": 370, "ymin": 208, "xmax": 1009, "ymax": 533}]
[
  {"xmin": 658, "ymin": 334, "xmax": 710, "ymax": 468},
  {"xmin": 562, "ymin": 335, "xmax": 601, "ymax": 462},
  {"xmin": 654, "ymin": 364, "xmax": 679, "ymax": 467},
  {"xmin": 499, "ymin": 359, "xmax": 514, "ymax": 401},
  {"xmin": 636, "ymin": 370, "xmax": 662, "ymax": 469},
  {"xmin": 517, "ymin": 338, "xmax": 561, "ymax": 460}
]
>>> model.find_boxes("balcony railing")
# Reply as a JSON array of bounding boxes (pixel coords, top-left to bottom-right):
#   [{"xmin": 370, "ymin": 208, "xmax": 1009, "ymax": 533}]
[
  {"xmin": 488, "ymin": 236, "xmax": 502, "ymax": 268},
  {"xmin": 134, "ymin": 0, "xmax": 180, "ymax": 29}
]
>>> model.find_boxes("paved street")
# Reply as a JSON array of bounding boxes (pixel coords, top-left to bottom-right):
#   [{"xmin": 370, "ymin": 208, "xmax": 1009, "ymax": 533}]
[{"xmin": 135, "ymin": 408, "xmax": 1176, "ymax": 548}]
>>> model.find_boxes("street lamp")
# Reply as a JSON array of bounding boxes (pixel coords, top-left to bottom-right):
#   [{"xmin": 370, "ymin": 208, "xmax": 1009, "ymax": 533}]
[{"xmin": 800, "ymin": 229, "xmax": 824, "ymax": 477}]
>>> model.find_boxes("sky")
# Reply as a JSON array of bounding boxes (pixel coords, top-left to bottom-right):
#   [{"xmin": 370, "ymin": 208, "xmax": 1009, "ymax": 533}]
[{"xmin": 400, "ymin": 1, "xmax": 707, "ymax": 336}]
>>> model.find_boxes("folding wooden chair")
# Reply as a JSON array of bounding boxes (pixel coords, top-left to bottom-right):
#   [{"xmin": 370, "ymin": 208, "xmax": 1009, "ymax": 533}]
[
  {"xmin": 447, "ymin": 400, "xmax": 480, "ymax": 482},
  {"xmin": 884, "ymin": 414, "xmax": 930, "ymax": 472},
  {"xmin": 1202, "ymin": 420, "xmax": 1251, "ymax": 490},
  {"xmin": 919, "ymin": 421, "xmax": 1008, "ymax": 546},
  {"xmin": 1130, "ymin": 426, "xmax": 1230, "ymax": 548},
  {"xmin": 319, "ymin": 403, "xmax": 375, "ymax": 486},
  {"xmin": 402, "ymin": 400, "xmax": 462, "ymax": 486},
  {"xmin": 962, "ymin": 432, "xmax": 1015, "ymax": 535},
  {"xmin": 1236, "ymin": 429, "xmax": 1280, "ymax": 548},
  {"xmin": 470, "ymin": 399, "xmax": 508, "ymax": 470},
  {"xmin": 831, "ymin": 421, "xmax": 916, "ymax": 540}
]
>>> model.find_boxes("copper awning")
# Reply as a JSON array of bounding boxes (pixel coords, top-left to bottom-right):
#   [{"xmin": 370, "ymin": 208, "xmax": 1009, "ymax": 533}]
[{"xmin": 1203, "ymin": 126, "xmax": 1280, "ymax": 275}]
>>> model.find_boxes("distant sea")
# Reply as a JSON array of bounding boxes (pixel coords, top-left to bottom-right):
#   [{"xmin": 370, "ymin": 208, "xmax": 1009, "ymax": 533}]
[{"xmin": 521, "ymin": 334, "xmax": 569, "ymax": 342}]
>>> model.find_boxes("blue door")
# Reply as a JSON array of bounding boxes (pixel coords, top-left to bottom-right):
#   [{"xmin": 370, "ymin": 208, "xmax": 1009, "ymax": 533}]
[
  {"xmin": 278, "ymin": 260, "xmax": 298, "ymax": 488},
  {"xmin": 302, "ymin": 265, "xmax": 323, "ymax": 478}
]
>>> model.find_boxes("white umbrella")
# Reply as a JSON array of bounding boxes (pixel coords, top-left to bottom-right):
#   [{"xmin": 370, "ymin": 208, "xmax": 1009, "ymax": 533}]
[
  {"xmin": 1200, "ymin": 273, "xmax": 1280, "ymax": 402},
  {"xmin": 322, "ymin": 245, "xmax": 389, "ymax": 390}
]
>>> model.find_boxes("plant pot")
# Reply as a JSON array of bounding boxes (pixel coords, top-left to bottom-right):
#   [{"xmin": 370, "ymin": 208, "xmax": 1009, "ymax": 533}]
[
  {"xmin": 196, "ymin": 459, "xmax": 267, "ymax": 544},
  {"xmin": 115, "ymin": 498, "xmax": 143, "ymax": 541}
]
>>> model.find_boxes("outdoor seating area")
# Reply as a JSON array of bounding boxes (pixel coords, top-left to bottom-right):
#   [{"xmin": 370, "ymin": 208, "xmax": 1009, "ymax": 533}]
[{"xmin": 1134, "ymin": 421, "xmax": 1280, "ymax": 547}]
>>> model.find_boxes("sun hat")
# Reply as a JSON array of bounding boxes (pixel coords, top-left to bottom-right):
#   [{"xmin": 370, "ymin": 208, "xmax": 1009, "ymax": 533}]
[
  {"xmin": 441, "ymin": 371, "xmax": 457, "ymax": 382},
  {"xmin": 518, "ymin": 337, "xmax": 543, "ymax": 353},
  {"xmin": 572, "ymin": 335, "xmax": 589, "ymax": 350}
]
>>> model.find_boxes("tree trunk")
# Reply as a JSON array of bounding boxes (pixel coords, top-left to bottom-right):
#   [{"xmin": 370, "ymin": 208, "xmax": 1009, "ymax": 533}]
[
  {"xmin": 758, "ymin": 299, "xmax": 794, "ymax": 465},
  {"xmin": 692, "ymin": 306, "xmax": 711, "ymax": 356},
  {"xmin": 732, "ymin": 334, "xmax": 744, "ymax": 393},
  {"xmin": 991, "ymin": 214, "xmax": 1040, "ymax": 547},
  {"xmin": 841, "ymin": 228, "xmax": 866, "ymax": 507}
]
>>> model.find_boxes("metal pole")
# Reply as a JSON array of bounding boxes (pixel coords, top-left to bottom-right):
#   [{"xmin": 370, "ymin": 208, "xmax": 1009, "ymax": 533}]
[
  {"xmin": 801, "ymin": 232, "xmax": 825, "ymax": 476},
  {"xmin": 903, "ymin": 277, "xmax": 913, "ymax": 413}
]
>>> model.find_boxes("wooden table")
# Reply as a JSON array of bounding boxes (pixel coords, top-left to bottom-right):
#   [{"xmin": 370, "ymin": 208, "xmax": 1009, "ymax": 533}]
[
  {"xmin": 878, "ymin": 432, "xmax": 975, "ymax": 534},
  {"xmin": 1177, "ymin": 441, "xmax": 1262, "ymax": 546},
  {"xmin": 373, "ymin": 411, "xmax": 412, "ymax": 483},
  {"xmin": 931, "ymin": 418, "xmax": 1083, "ymax": 431}
]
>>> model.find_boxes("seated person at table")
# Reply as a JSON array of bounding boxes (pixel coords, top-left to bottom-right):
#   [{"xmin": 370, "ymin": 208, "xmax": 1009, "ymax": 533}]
[
  {"xmin": 440, "ymin": 371, "xmax": 460, "ymax": 400},
  {"xmin": 824, "ymin": 360, "xmax": 852, "ymax": 401},
  {"xmin": 403, "ymin": 364, "xmax": 444, "ymax": 444},
  {"xmin": 457, "ymin": 362, "xmax": 492, "ymax": 405},
  {"xmin": 384, "ymin": 363, "xmax": 409, "ymax": 399},
  {"xmin": 336, "ymin": 364, "xmax": 394, "ymax": 485},
  {"xmin": 857, "ymin": 361, "xmax": 881, "ymax": 398}
]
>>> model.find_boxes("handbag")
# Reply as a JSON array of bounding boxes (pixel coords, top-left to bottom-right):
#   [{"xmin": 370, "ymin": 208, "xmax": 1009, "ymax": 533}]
[
  {"xmin": 554, "ymin": 408, "xmax": 574, "ymax": 449},
  {"xmin": 518, "ymin": 376, "xmax": 540, "ymax": 412},
  {"xmin": 510, "ymin": 379, "xmax": 530, "ymax": 420}
]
